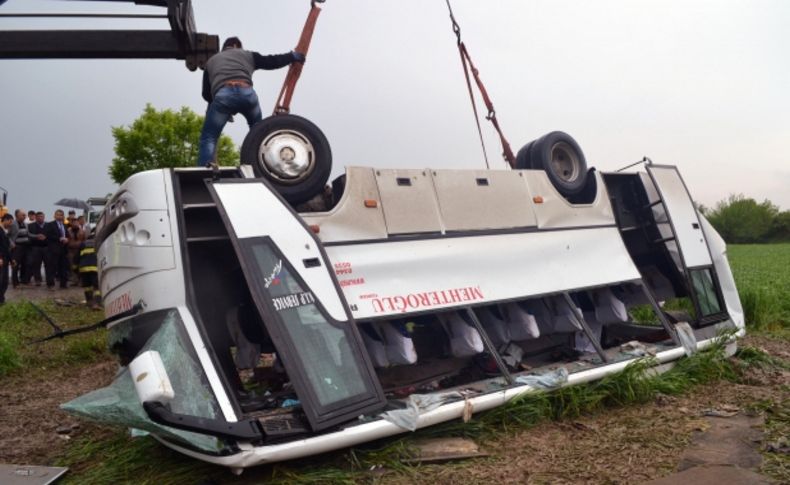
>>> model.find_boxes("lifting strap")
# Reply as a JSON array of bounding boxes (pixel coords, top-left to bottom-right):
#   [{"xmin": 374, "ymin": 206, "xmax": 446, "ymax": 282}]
[
  {"xmin": 445, "ymin": 0, "xmax": 516, "ymax": 169},
  {"xmin": 274, "ymin": 0, "xmax": 325, "ymax": 115}
]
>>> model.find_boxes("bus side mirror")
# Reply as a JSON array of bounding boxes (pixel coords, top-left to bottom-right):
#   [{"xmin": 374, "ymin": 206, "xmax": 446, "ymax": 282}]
[{"xmin": 129, "ymin": 350, "xmax": 175, "ymax": 405}]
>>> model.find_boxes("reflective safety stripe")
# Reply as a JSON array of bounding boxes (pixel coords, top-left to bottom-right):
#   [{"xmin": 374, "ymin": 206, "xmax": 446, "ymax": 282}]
[{"xmin": 79, "ymin": 244, "xmax": 98, "ymax": 270}]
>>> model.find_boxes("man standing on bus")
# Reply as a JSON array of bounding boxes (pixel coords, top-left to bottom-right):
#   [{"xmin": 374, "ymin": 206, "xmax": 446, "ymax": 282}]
[{"xmin": 196, "ymin": 37, "xmax": 305, "ymax": 167}]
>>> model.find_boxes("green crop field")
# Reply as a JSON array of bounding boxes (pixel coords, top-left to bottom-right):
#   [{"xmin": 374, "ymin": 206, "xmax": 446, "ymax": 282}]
[{"xmin": 728, "ymin": 243, "xmax": 790, "ymax": 329}]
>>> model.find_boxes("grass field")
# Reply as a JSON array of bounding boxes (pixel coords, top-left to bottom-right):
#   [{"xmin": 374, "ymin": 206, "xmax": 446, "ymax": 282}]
[
  {"xmin": 727, "ymin": 243, "xmax": 790, "ymax": 330},
  {"xmin": 0, "ymin": 243, "xmax": 787, "ymax": 484}
]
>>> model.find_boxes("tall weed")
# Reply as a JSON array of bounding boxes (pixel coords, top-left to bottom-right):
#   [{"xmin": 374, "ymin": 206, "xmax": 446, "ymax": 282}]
[{"xmin": 0, "ymin": 331, "xmax": 20, "ymax": 376}]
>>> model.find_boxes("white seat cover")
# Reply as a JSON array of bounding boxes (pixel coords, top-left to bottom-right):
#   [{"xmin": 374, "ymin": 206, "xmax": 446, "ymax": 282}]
[{"xmin": 438, "ymin": 312, "xmax": 485, "ymax": 357}]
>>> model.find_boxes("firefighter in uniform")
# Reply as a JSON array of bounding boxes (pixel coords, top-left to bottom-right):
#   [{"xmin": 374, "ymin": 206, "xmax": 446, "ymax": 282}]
[{"xmin": 78, "ymin": 237, "xmax": 101, "ymax": 310}]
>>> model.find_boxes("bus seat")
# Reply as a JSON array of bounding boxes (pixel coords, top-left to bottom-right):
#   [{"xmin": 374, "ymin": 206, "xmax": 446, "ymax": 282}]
[
  {"xmin": 477, "ymin": 306, "xmax": 510, "ymax": 347},
  {"xmin": 592, "ymin": 287, "xmax": 628, "ymax": 324},
  {"xmin": 502, "ymin": 302, "xmax": 541, "ymax": 340},
  {"xmin": 438, "ymin": 312, "xmax": 484, "ymax": 358}
]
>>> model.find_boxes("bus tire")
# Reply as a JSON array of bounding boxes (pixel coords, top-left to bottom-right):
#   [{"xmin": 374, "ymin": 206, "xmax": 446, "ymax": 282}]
[
  {"xmin": 241, "ymin": 114, "xmax": 332, "ymax": 205},
  {"xmin": 526, "ymin": 131, "xmax": 587, "ymax": 196}
]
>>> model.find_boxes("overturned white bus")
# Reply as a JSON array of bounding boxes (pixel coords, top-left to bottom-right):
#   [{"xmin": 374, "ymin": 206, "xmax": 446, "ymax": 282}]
[{"xmin": 63, "ymin": 125, "xmax": 744, "ymax": 470}]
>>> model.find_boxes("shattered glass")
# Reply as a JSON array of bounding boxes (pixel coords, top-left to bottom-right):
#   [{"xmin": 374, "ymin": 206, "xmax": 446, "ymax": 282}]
[{"xmin": 62, "ymin": 309, "xmax": 224, "ymax": 452}]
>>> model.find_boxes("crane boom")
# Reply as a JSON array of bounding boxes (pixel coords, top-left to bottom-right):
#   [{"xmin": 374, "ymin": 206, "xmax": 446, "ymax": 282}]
[{"xmin": 0, "ymin": 0, "xmax": 218, "ymax": 70}]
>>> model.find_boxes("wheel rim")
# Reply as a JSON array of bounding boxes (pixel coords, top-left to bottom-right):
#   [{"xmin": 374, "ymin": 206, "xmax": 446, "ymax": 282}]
[
  {"xmin": 257, "ymin": 129, "xmax": 315, "ymax": 184},
  {"xmin": 549, "ymin": 141, "xmax": 581, "ymax": 183}
]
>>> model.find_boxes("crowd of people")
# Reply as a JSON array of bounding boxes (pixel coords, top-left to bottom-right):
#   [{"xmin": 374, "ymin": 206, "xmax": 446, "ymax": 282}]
[{"xmin": 0, "ymin": 208, "xmax": 100, "ymax": 309}]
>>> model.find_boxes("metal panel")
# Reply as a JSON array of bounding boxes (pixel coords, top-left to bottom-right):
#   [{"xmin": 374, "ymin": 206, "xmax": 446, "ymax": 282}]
[
  {"xmin": 210, "ymin": 181, "xmax": 386, "ymax": 431},
  {"xmin": 375, "ymin": 169, "xmax": 443, "ymax": 235},
  {"xmin": 525, "ymin": 171, "xmax": 615, "ymax": 228},
  {"xmin": 647, "ymin": 166, "xmax": 712, "ymax": 267},
  {"xmin": 325, "ymin": 226, "xmax": 642, "ymax": 319},
  {"xmin": 98, "ymin": 203, "xmax": 177, "ymax": 297},
  {"xmin": 639, "ymin": 172, "xmax": 682, "ymax": 270},
  {"xmin": 0, "ymin": 464, "xmax": 68, "ymax": 485},
  {"xmin": 0, "ymin": 30, "xmax": 192, "ymax": 59},
  {"xmin": 431, "ymin": 169, "xmax": 537, "ymax": 231},
  {"xmin": 211, "ymin": 182, "xmax": 346, "ymax": 321},
  {"xmin": 699, "ymin": 215, "xmax": 744, "ymax": 329},
  {"xmin": 301, "ymin": 167, "xmax": 388, "ymax": 242}
]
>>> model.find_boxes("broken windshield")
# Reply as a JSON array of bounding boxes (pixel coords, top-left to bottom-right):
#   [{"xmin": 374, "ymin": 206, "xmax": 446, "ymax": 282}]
[{"xmin": 62, "ymin": 309, "xmax": 225, "ymax": 453}]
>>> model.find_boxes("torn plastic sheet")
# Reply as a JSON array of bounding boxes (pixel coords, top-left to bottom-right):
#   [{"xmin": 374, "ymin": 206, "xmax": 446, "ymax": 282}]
[
  {"xmin": 62, "ymin": 310, "xmax": 223, "ymax": 452},
  {"xmin": 380, "ymin": 392, "xmax": 464, "ymax": 431},
  {"xmin": 514, "ymin": 367, "xmax": 569, "ymax": 389}
]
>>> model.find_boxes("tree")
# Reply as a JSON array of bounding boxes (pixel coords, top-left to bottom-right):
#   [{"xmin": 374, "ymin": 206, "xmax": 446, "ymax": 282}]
[
  {"xmin": 767, "ymin": 210, "xmax": 790, "ymax": 242},
  {"xmin": 706, "ymin": 194, "xmax": 779, "ymax": 243},
  {"xmin": 109, "ymin": 104, "xmax": 237, "ymax": 184}
]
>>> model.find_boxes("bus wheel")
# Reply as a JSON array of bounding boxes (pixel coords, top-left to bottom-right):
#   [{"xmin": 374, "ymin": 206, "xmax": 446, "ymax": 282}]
[
  {"xmin": 516, "ymin": 131, "xmax": 587, "ymax": 197},
  {"xmin": 241, "ymin": 114, "xmax": 332, "ymax": 205}
]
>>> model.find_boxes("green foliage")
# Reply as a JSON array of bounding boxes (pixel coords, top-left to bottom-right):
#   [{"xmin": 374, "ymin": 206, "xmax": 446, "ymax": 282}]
[
  {"xmin": 735, "ymin": 346, "xmax": 790, "ymax": 370},
  {"xmin": 706, "ymin": 194, "xmax": 780, "ymax": 243},
  {"xmin": 768, "ymin": 210, "xmax": 790, "ymax": 242},
  {"xmin": 728, "ymin": 243, "xmax": 790, "ymax": 329},
  {"xmin": 108, "ymin": 104, "xmax": 237, "ymax": 184},
  {"xmin": 628, "ymin": 298, "xmax": 695, "ymax": 326},
  {"xmin": 0, "ymin": 301, "xmax": 38, "ymax": 376},
  {"xmin": 0, "ymin": 301, "xmax": 109, "ymax": 375},
  {"xmin": 759, "ymin": 399, "xmax": 790, "ymax": 482},
  {"xmin": 65, "ymin": 337, "xmax": 108, "ymax": 365},
  {"xmin": 0, "ymin": 332, "xmax": 20, "ymax": 376},
  {"xmin": 57, "ymin": 432, "xmax": 221, "ymax": 485},
  {"xmin": 0, "ymin": 300, "xmax": 40, "ymax": 324}
]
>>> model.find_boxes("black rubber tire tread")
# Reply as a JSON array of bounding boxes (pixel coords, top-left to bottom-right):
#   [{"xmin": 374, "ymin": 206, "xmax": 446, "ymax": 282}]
[
  {"xmin": 528, "ymin": 131, "xmax": 587, "ymax": 196},
  {"xmin": 240, "ymin": 114, "xmax": 332, "ymax": 205},
  {"xmin": 566, "ymin": 168, "xmax": 598, "ymax": 205},
  {"xmin": 515, "ymin": 140, "xmax": 536, "ymax": 169}
]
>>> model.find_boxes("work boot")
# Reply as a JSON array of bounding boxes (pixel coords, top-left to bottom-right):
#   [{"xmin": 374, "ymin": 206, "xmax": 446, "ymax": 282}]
[{"xmin": 91, "ymin": 291, "xmax": 102, "ymax": 311}]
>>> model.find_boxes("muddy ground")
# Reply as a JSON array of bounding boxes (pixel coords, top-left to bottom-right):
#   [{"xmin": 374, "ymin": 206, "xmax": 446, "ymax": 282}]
[
  {"xmin": 1, "ymin": 286, "xmax": 114, "ymax": 465},
  {"xmin": 0, "ymin": 360, "xmax": 116, "ymax": 465},
  {"xmin": 388, "ymin": 335, "xmax": 789, "ymax": 484},
  {"xmin": 1, "ymin": 335, "xmax": 787, "ymax": 483}
]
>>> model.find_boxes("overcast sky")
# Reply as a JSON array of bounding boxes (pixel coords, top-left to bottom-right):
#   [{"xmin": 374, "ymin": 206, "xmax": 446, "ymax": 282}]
[{"xmin": 1, "ymin": 0, "xmax": 788, "ymax": 217}]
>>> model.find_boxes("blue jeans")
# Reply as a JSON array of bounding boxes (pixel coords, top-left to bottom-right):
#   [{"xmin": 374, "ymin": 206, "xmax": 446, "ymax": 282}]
[{"xmin": 197, "ymin": 85, "xmax": 262, "ymax": 166}]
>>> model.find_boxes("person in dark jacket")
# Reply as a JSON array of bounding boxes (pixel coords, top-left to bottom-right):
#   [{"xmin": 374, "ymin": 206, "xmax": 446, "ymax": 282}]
[
  {"xmin": 44, "ymin": 209, "xmax": 69, "ymax": 289},
  {"xmin": 196, "ymin": 37, "xmax": 305, "ymax": 166},
  {"xmin": 0, "ymin": 214, "xmax": 13, "ymax": 304},
  {"xmin": 26, "ymin": 211, "xmax": 48, "ymax": 286},
  {"xmin": 11, "ymin": 209, "xmax": 29, "ymax": 288}
]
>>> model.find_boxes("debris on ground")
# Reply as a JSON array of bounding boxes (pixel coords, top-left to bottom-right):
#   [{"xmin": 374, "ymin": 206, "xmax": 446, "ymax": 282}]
[
  {"xmin": 0, "ymin": 464, "xmax": 68, "ymax": 485},
  {"xmin": 702, "ymin": 404, "xmax": 741, "ymax": 418},
  {"xmin": 403, "ymin": 438, "xmax": 487, "ymax": 464},
  {"xmin": 513, "ymin": 367, "xmax": 569, "ymax": 389}
]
